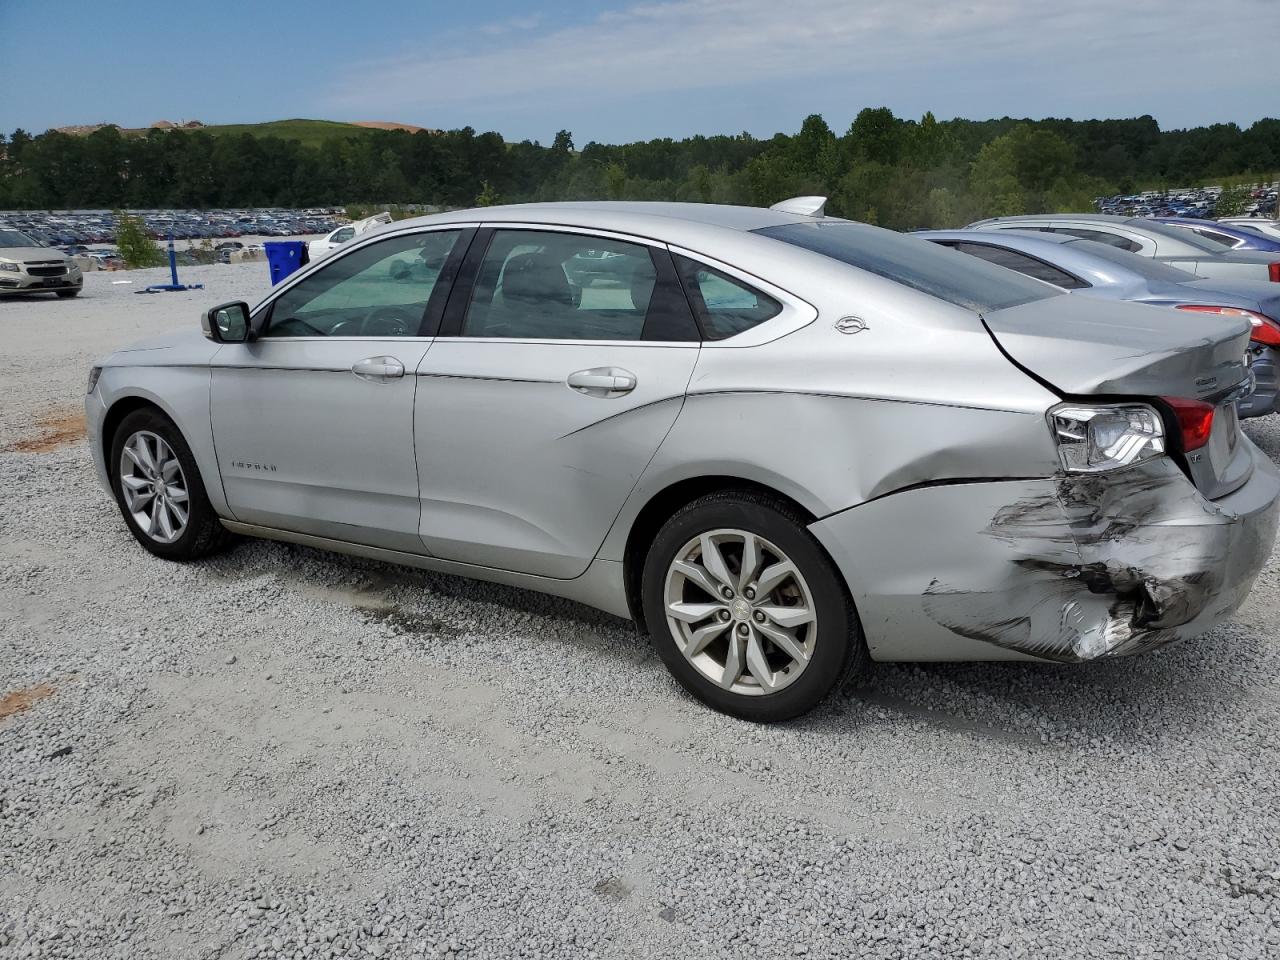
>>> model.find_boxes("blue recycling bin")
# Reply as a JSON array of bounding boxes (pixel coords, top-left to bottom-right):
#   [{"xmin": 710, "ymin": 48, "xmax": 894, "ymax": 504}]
[{"xmin": 264, "ymin": 241, "xmax": 309, "ymax": 285}]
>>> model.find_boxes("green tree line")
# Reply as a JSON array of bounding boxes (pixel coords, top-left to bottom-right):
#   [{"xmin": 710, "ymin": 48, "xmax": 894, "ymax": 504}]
[{"xmin": 2, "ymin": 111, "xmax": 1279, "ymax": 229}]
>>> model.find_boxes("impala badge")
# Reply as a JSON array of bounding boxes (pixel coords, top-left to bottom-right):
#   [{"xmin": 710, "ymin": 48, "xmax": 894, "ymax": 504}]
[{"xmin": 835, "ymin": 316, "xmax": 868, "ymax": 335}]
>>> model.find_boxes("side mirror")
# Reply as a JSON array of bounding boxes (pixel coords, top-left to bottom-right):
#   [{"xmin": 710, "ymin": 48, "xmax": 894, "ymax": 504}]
[{"xmin": 202, "ymin": 301, "xmax": 251, "ymax": 343}]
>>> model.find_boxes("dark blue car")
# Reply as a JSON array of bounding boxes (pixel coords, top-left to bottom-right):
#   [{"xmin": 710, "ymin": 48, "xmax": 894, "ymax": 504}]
[{"xmin": 1153, "ymin": 217, "xmax": 1280, "ymax": 253}]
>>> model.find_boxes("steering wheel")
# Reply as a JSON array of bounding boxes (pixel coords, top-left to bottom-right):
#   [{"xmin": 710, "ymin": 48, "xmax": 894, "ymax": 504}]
[{"xmin": 362, "ymin": 305, "xmax": 417, "ymax": 337}]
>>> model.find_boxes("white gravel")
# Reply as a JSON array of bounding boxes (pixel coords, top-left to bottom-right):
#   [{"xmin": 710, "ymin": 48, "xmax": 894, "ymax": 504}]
[{"xmin": 2, "ymin": 266, "xmax": 1279, "ymax": 959}]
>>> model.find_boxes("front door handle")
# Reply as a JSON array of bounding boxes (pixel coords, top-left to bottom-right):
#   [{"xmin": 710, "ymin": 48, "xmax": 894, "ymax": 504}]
[
  {"xmin": 566, "ymin": 367, "xmax": 637, "ymax": 398},
  {"xmin": 351, "ymin": 356, "xmax": 404, "ymax": 382}
]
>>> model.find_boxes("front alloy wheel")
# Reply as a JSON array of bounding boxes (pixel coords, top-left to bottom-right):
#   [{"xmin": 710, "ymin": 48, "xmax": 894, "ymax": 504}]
[
  {"xmin": 119, "ymin": 430, "xmax": 189, "ymax": 543},
  {"xmin": 664, "ymin": 529, "xmax": 817, "ymax": 695},
  {"xmin": 109, "ymin": 407, "xmax": 234, "ymax": 560}
]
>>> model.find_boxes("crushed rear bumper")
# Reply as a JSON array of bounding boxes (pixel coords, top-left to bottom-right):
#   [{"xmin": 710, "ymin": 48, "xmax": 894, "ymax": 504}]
[{"xmin": 811, "ymin": 445, "xmax": 1280, "ymax": 662}]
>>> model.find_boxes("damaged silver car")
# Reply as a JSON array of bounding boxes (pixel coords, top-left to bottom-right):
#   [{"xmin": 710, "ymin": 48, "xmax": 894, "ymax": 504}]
[{"xmin": 85, "ymin": 199, "xmax": 1280, "ymax": 722}]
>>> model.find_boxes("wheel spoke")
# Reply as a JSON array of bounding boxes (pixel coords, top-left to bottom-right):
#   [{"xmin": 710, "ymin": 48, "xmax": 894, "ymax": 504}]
[
  {"xmin": 165, "ymin": 484, "xmax": 188, "ymax": 504},
  {"xmin": 127, "ymin": 488, "xmax": 155, "ymax": 511},
  {"xmin": 738, "ymin": 533, "xmax": 763, "ymax": 592},
  {"xmin": 672, "ymin": 559, "xmax": 724, "ymax": 600},
  {"xmin": 135, "ymin": 436, "xmax": 159, "ymax": 475},
  {"xmin": 121, "ymin": 474, "xmax": 150, "ymax": 492},
  {"xmin": 756, "ymin": 618, "xmax": 809, "ymax": 664},
  {"xmin": 744, "ymin": 630, "xmax": 776, "ymax": 690},
  {"xmin": 122, "ymin": 445, "xmax": 147, "ymax": 474},
  {"xmin": 685, "ymin": 618, "xmax": 730, "ymax": 658},
  {"xmin": 166, "ymin": 499, "xmax": 188, "ymax": 529},
  {"xmin": 667, "ymin": 601, "xmax": 725, "ymax": 624},
  {"xmin": 755, "ymin": 560, "xmax": 796, "ymax": 598},
  {"xmin": 156, "ymin": 502, "xmax": 175, "ymax": 540},
  {"xmin": 146, "ymin": 501, "xmax": 162, "ymax": 537},
  {"xmin": 699, "ymin": 534, "xmax": 735, "ymax": 592},
  {"xmin": 757, "ymin": 603, "xmax": 814, "ymax": 630},
  {"xmin": 160, "ymin": 457, "xmax": 180, "ymax": 483},
  {"xmin": 720, "ymin": 632, "xmax": 745, "ymax": 688}
]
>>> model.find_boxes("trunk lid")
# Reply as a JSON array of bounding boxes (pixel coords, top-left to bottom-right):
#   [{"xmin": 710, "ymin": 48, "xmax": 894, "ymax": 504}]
[{"xmin": 983, "ymin": 295, "xmax": 1253, "ymax": 499}]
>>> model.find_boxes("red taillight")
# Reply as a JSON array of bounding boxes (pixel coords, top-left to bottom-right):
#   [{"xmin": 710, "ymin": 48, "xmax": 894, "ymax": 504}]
[
  {"xmin": 1175, "ymin": 303, "xmax": 1280, "ymax": 347},
  {"xmin": 1269, "ymin": 262, "xmax": 1280, "ymax": 283},
  {"xmin": 1161, "ymin": 397, "xmax": 1215, "ymax": 451}
]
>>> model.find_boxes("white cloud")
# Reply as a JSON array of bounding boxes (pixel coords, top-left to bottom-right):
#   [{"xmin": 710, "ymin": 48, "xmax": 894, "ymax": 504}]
[{"xmin": 323, "ymin": 0, "xmax": 1277, "ymax": 130}]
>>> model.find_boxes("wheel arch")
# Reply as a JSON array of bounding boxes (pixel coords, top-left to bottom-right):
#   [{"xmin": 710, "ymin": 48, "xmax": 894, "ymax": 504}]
[
  {"xmin": 620, "ymin": 475, "xmax": 819, "ymax": 631},
  {"xmin": 100, "ymin": 395, "xmax": 168, "ymax": 478}
]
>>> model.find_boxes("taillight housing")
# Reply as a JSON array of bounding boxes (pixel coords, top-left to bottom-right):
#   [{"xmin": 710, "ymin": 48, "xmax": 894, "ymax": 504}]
[
  {"xmin": 1270, "ymin": 262, "xmax": 1280, "ymax": 283},
  {"xmin": 1175, "ymin": 304, "xmax": 1280, "ymax": 347},
  {"xmin": 1049, "ymin": 403, "xmax": 1165, "ymax": 473},
  {"xmin": 1160, "ymin": 396, "xmax": 1215, "ymax": 451}
]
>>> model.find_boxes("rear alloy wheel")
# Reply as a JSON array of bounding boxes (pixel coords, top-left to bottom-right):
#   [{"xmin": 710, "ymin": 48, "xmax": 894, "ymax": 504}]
[
  {"xmin": 642, "ymin": 490, "xmax": 867, "ymax": 722},
  {"xmin": 110, "ymin": 409, "xmax": 234, "ymax": 560}
]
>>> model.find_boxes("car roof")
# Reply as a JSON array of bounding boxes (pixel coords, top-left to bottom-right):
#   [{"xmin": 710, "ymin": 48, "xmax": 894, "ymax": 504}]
[
  {"xmin": 369, "ymin": 201, "xmax": 817, "ymax": 246},
  {"xmin": 915, "ymin": 228, "xmax": 1151, "ymax": 286}
]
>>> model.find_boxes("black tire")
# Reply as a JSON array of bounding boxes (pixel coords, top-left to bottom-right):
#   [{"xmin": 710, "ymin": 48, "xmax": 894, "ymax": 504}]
[
  {"xmin": 56, "ymin": 289, "xmax": 80, "ymax": 298},
  {"xmin": 641, "ymin": 489, "xmax": 869, "ymax": 722},
  {"xmin": 108, "ymin": 408, "xmax": 235, "ymax": 560}
]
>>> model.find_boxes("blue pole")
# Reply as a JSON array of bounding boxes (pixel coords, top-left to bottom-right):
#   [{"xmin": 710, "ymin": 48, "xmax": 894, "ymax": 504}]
[{"xmin": 168, "ymin": 234, "xmax": 178, "ymax": 287}]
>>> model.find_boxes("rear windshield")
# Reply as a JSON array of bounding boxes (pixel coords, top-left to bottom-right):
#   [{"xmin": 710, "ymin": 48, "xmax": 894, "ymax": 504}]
[
  {"xmin": 755, "ymin": 221, "xmax": 1059, "ymax": 312},
  {"xmin": 1064, "ymin": 238, "xmax": 1197, "ymax": 281}
]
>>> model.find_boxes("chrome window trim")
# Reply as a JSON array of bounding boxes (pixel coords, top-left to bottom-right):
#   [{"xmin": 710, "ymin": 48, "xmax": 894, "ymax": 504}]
[
  {"xmin": 666, "ymin": 243, "xmax": 817, "ymax": 347},
  {"xmin": 248, "ymin": 222, "xmax": 482, "ymax": 321}
]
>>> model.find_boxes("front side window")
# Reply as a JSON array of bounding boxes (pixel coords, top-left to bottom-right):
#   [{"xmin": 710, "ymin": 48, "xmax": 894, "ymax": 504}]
[
  {"xmin": 332, "ymin": 227, "xmax": 355, "ymax": 244},
  {"xmin": 265, "ymin": 231, "xmax": 460, "ymax": 338},
  {"xmin": 673, "ymin": 256, "xmax": 782, "ymax": 339},
  {"xmin": 462, "ymin": 230, "xmax": 697, "ymax": 341}
]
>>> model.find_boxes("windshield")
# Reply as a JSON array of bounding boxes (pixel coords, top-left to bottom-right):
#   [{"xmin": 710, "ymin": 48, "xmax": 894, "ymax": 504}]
[
  {"xmin": 1064, "ymin": 238, "xmax": 1197, "ymax": 282},
  {"xmin": 0, "ymin": 228, "xmax": 42, "ymax": 248},
  {"xmin": 756, "ymin": 221, "xmax": 1059, "ymax": 312}
]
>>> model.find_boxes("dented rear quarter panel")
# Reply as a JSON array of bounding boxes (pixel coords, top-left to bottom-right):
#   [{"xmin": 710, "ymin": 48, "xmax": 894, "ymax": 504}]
[{"xmin": 811, "ymin": 446, "xmax": 1280, "ymax": 662}]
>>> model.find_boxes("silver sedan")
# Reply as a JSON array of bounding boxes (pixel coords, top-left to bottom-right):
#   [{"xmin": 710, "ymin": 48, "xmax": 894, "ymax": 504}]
[{"xmin": 86, "ymin": 200, "xmax": 1280, "ymax": 721}]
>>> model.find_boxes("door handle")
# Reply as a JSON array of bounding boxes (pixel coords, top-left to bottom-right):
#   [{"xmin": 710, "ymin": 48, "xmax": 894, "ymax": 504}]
[
  {"xmin": 566, "ymin": 367, "xmax": 637, "ymax": 398},
  {"xmin": 351, "ymin": 356, "xmax": 404, "ymax": 382}
]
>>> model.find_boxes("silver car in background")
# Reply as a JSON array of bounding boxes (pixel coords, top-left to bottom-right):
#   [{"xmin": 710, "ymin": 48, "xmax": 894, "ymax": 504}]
[
  {"xmin": 967, "ymin": 213, "xmax": 1280, "ymax": 284},
  {"xmin": 918, "ymin": 228, "xmax": 1280, "ymax": 418},
  {"xmin": 86, "ymin": 201, "xmax": 1280, "ymax": 721},
  {"xmin": 0, "ymin": 227, "xmax": 83, "ymax": 298}
]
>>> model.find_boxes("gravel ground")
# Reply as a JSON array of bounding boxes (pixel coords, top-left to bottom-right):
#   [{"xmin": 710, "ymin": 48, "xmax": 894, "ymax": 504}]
[{"xmin": 2, "ymin": 267, "xmax": 1279, "ymax": 959}]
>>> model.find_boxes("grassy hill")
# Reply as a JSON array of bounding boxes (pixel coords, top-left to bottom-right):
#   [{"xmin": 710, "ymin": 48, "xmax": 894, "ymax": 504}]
[{"xmin": 180, "ymin": 119, "xmax": 381, "ymax": 147}]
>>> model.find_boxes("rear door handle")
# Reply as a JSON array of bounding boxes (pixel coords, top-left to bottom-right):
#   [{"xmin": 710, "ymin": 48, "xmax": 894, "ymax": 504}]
[
  {"xmin": 351, "ymin": 355, "xmax": 405, "ymax": 382},
  {"xmin": 566, "ymin": 367, "xmax": 637, "ymax": 398}
]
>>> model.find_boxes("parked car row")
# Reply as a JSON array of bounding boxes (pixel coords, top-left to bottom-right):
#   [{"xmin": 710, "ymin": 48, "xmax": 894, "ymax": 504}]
[
  {"xmin": 0, "ymin": 208, "xmax": 348, "ymax": 249},
  {"xmin": 84, "ymin": 197, "xmax": 1279, "ymax": 721},
  {"xmin": 1096, "ymin": 185, "xmax": 1278, "ymax": 220}
]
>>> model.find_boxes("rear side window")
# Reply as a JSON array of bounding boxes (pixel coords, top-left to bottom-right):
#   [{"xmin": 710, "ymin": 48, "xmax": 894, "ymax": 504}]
[
  {"xmin": 756, "ymin": 221, "xmax": 1058, "ymax": 313},
  {"xmin": 673, "ymin": 256, "xmax": 782, "ymax": 340},
  {"xmin": 950, "ymin": 242, "xmax": 1090, "ymax": 290},
  {"xmin": 1045, "ymin": 228, "xmax": 1142, "ymax": 253},
  {"xmin": 1193, "ymin": 228, "xmax": 1239, "ymax": 248}
]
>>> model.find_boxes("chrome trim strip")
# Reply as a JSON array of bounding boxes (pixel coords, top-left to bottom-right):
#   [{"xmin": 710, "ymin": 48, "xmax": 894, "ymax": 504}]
[
  {"xmin": 685, "ymin": 388, "xmax": 1031, "ymax": 415},
  {"xmin": 416, "ymin": 372, "xmax": 560, "ymax": 384}
]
